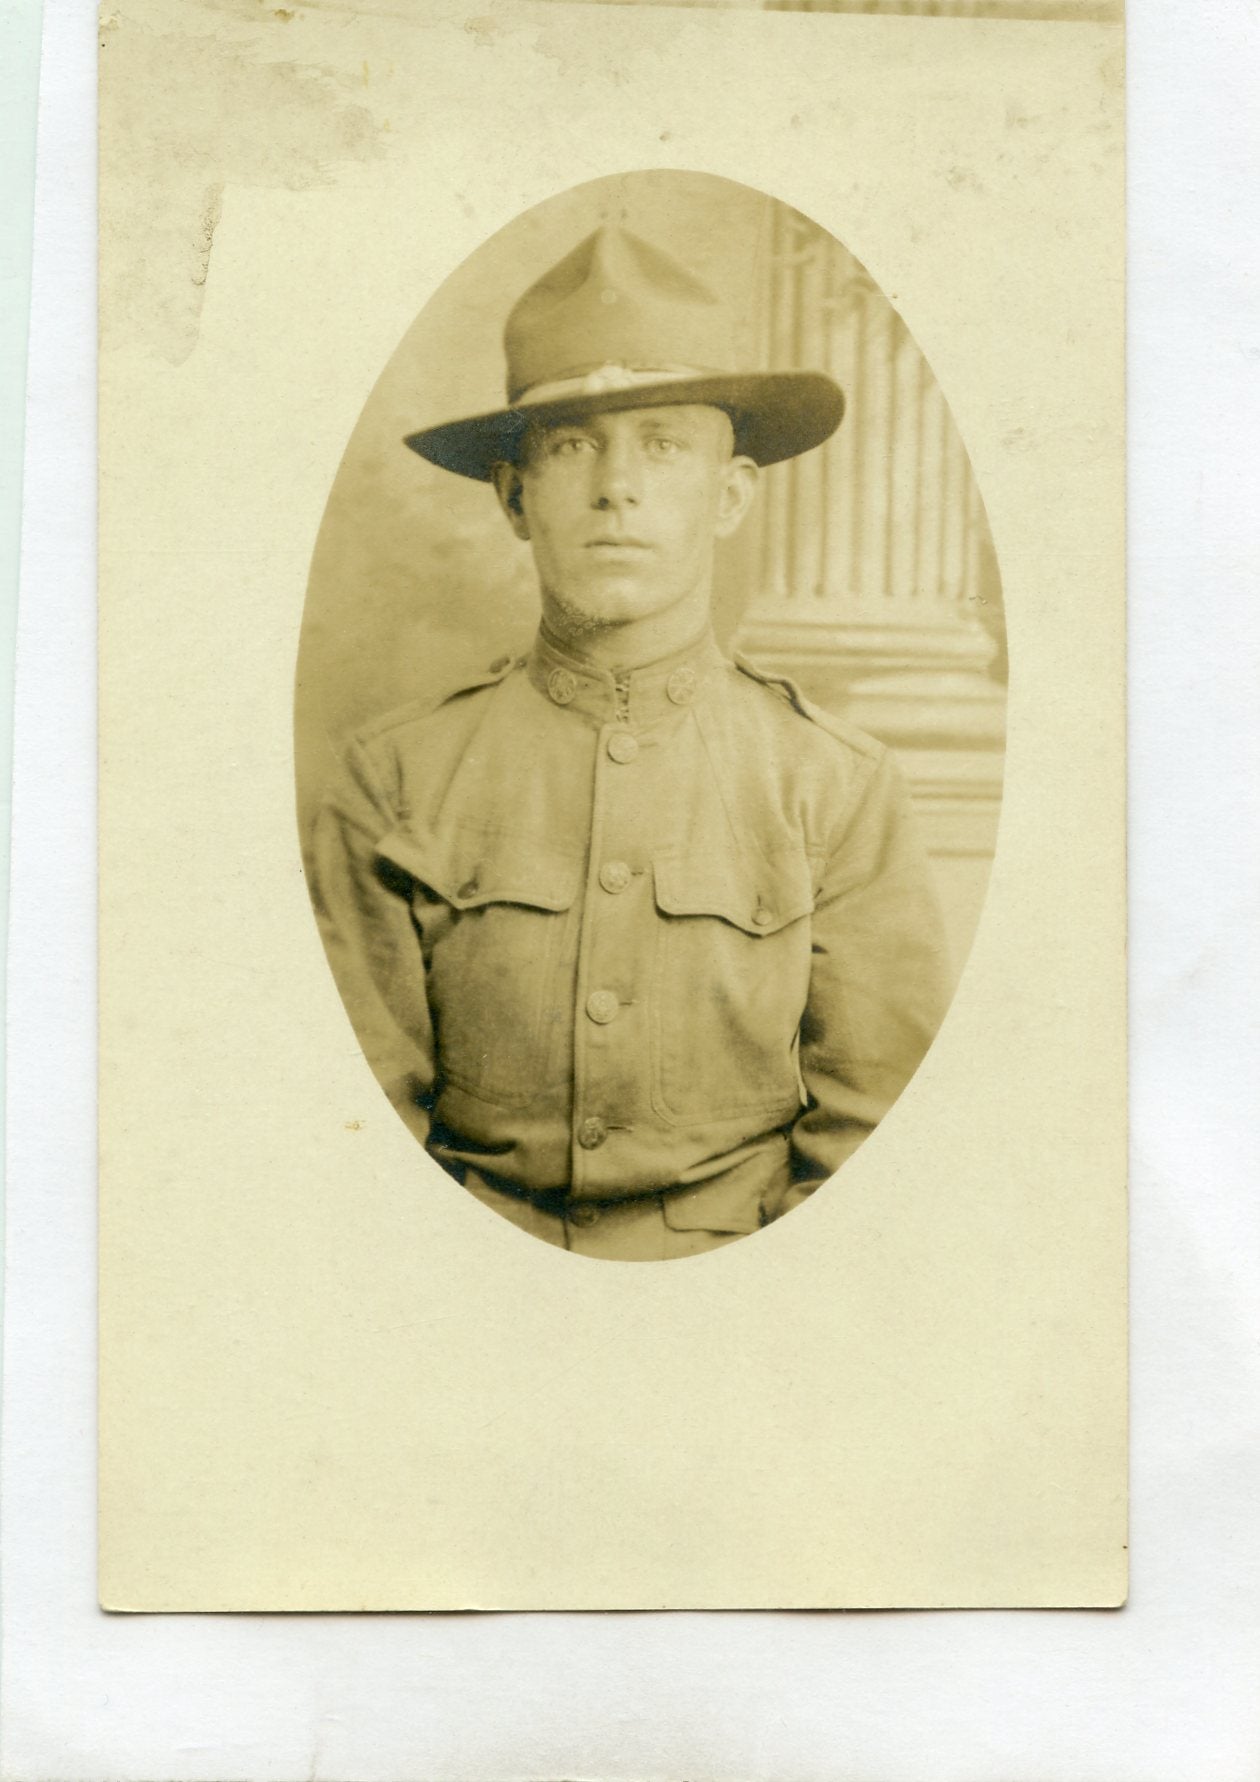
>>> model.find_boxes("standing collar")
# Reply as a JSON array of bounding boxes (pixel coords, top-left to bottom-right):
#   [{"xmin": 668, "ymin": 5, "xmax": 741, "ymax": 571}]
[{"xmin": 526, "ymin": 624, "xmax": 726, "ymax": 727}]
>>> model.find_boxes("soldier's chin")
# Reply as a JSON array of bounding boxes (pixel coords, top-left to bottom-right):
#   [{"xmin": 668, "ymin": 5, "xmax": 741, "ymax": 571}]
[{"xmin": 553, "ymin": 579, "xmax": 665, "ymax": 629}]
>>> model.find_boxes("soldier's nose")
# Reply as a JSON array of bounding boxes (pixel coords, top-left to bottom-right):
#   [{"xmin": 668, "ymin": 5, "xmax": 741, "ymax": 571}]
[{"xmin": 591, "ymin": 440, "xmax": 641, "ymax": 507}]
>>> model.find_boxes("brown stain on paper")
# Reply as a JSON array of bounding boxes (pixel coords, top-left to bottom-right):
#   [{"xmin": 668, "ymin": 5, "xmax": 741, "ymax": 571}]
[{"xmin": 100, "ymin": 12, "xmax": 385, "ymax": 364}]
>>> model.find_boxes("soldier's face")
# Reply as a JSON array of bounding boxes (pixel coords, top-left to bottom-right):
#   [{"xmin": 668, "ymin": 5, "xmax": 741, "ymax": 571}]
[{"xmin": 493, "ymin": 405, "xmax": 757, "ymax": 631}]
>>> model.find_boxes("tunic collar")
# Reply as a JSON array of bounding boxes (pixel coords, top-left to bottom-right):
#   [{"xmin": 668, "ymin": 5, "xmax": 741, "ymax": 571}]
[{"xmin": 526, "ymin": 624, "xmax": 725, "ymax": 728}]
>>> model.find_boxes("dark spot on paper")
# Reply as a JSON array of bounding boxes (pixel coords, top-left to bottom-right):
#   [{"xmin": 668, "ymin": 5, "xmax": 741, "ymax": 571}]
[{"xmin": 190, "ymin": 183, "xmax": 223, "ymax": 288}]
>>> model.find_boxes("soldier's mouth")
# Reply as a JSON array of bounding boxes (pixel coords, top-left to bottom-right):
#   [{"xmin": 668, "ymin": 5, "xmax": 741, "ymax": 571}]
[{"xmin": 586, "ymin": 537, "xmax": 651, "ymax": 550}]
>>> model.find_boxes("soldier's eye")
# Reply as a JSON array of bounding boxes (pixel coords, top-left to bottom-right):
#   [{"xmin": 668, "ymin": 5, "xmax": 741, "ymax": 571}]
[
  {"xmin": 647, "ymin": 436, "xmax": 682, "ymax": 456},
  {"xmin": 552, "ymin": 434, "xmax": 594, "ymax": 456}
]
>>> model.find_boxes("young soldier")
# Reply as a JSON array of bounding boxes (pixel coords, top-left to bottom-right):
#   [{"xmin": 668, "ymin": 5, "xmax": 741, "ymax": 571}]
[{"xmin": 309, "ymin": 225, "xmax": 949, "ymax": 1261}]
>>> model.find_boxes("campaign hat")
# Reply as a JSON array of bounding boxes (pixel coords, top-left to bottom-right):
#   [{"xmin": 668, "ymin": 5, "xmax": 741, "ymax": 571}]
[{"xmin": 405, "ymin": 224, "xmax": 845, "ymax": 481}]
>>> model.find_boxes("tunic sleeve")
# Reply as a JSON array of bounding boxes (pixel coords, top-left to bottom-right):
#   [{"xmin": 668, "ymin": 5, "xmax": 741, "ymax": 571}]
[
  {"xmin": 305, "ymin": 736, "xmax": 437, "ymax": 1147},
  {"xmin": 783, "ymin": 746, "xmax": 951, "ymax": 1208}
]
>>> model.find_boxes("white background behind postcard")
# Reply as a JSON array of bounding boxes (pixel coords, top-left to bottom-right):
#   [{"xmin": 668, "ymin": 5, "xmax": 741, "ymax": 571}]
[{"xmin": 4, "ymin": 0, "xmax": 1259, "ymax": 1775}]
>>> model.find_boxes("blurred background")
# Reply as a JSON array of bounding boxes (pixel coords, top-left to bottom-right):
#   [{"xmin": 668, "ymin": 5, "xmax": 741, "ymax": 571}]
[{"xmin": 295, "ymin": 171, "xmax": 1007, "ymax": 981}]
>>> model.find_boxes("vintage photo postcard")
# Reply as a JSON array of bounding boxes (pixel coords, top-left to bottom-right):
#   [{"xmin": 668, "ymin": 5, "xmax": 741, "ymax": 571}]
[{"xmin": 98, "ymin": 0, "xmax": 1125, "ymax": 1608}]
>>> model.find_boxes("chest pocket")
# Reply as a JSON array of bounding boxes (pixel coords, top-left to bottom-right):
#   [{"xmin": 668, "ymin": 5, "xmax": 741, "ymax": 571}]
[
  {"xmin": 650, "ymin": 843, "xmax": 817, "ymax": 1124},
  {"xmin": 377, "ymin": 824, "xmax": 583, "ymax": 1108}
]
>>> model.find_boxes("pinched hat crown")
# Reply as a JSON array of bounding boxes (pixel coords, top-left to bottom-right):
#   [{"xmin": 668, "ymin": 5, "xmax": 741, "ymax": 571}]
[
  {"xmin": 405, "ymin": 222, "xmax": 845, "ymax": 480},
  {"xmin": 504, "ymin": 226, "xmax": 734, "ymax": 400}
]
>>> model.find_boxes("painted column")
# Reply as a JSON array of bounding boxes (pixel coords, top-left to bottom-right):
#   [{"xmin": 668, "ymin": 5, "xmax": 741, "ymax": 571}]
[{"xmin": 732, "ymin": 205, "xmax": 1007, "ymax": 973}]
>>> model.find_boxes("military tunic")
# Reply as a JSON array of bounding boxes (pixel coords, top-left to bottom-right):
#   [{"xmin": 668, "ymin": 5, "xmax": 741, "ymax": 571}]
[{"xmin": 308, "ymin": 626, "xmax": 950, "ymax": 1255}]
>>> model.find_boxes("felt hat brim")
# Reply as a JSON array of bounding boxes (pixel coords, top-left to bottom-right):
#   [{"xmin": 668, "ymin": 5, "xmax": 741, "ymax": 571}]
[{"xmin": 404, "ymin": 370, "xmax": 845, "ymax": 482}]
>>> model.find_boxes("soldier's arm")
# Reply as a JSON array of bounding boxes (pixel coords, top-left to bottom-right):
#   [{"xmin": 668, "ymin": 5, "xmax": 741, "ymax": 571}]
[
  {"xmin": 783, "ymin": 747, "xmax": 950, "ymax": 1208},
  {"xmin": 305, "ymin": 735, "xmax": 437, "ymax": 1146}
]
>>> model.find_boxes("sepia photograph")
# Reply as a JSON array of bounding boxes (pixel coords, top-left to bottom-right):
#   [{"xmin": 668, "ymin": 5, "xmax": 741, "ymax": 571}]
[
  {"xmin": 297, "ymin": 171, "xmax": 1007, "ymax": 1260},
  {"xmin": 91, "ymin": 0, "xmax": 1124, "ymax": 1614}
]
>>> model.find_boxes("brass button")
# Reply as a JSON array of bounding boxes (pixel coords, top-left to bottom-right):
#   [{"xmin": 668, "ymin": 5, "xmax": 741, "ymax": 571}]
[
  {"xmin": 599, "ymin": 860, "xmax": 632, "ymax": 894},
  {"xmin": 548, "ymin": 667, "xmax": 577, "ymax": 705},
  {"xmin": 577, "ymin": 1116, "xmax": 607, "ymax": 1150},
  {"xmin": 666, "ymin": 667, "xmax": 697, "ymax": 706},
  {"xmin": 586, "ymin": 989, "xmax": 619, "ymax": 1025},
  {"xmin": 607, "ymin": 731, "xmax": 639, "ymax": 763},
  {"xmin": 567, "ymin": 1202, "xmax": 600, "ymax": 1227},
  {"xmin": 752, "ymin": 905, "xmax": 775, "ymax": 928},
  {"xmin": 458, "ymin": 877, "xmax": 480, "ymax": 900}
]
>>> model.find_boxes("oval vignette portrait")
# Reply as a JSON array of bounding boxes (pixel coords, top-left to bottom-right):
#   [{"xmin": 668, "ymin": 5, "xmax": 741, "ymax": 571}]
[{"xmin": 295, "ymin": 169, "xmax": 1007, "ymax": 1264}]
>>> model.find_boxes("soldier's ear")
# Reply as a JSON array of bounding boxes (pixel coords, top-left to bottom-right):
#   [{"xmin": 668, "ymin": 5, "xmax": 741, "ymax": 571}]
[
  {"xmin": 491, "ymin": 461, "xmax": 531, "ymax": 541},
  {"xmin": 714, "ymin": 455, "xmax": 758, "ymax": 540}
]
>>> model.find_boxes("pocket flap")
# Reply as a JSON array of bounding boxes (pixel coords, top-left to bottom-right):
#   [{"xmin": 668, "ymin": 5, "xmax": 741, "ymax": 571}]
[
  {"xmin": 376, "ymin": 824, "xmax": 583, "ymax": 912},
  {"xmin": 652, "ymin": 844, "xmax": 815, "ymax": 935}
]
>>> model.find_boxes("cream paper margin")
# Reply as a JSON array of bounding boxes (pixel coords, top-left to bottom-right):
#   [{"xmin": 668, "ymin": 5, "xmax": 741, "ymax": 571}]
[{"xmin": 98, "ymin": 0, "xmax": 1125, "ymax": 1610}]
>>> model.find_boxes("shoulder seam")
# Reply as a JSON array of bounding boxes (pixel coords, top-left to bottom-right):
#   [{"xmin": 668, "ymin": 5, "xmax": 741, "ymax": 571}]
[
  {"xmin": 350, "ymin": 658, "xmax": 524, "ymax": 748},
  {"xmin": 730, "ymin": 652, "xmax": 885, "ymax": 762}
]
